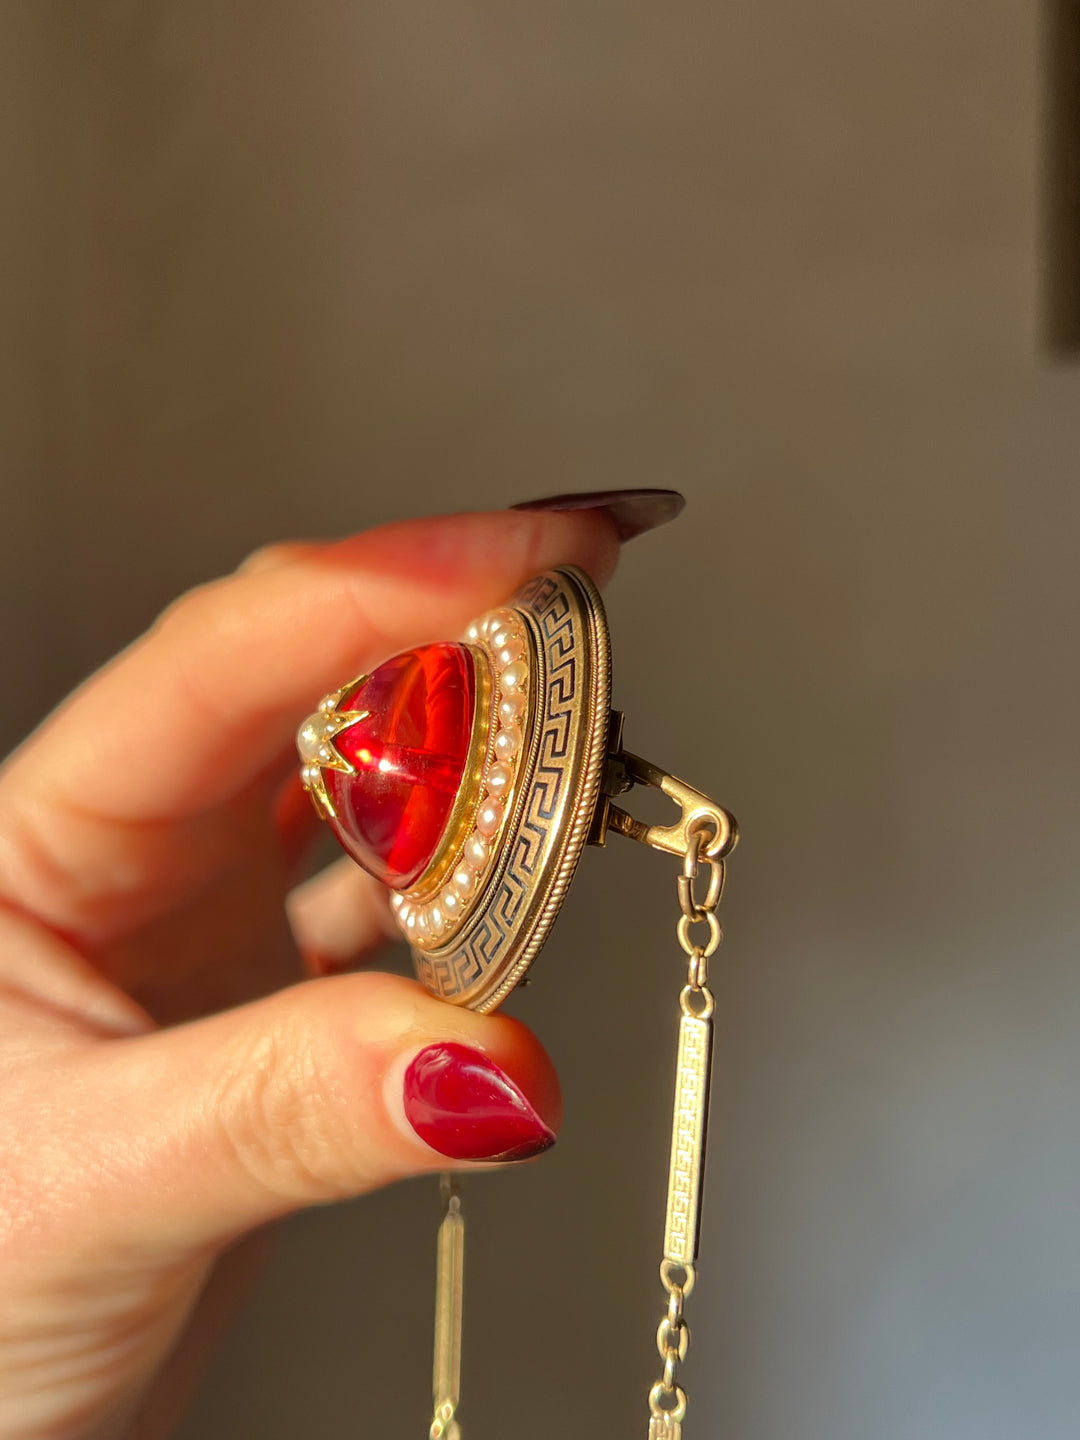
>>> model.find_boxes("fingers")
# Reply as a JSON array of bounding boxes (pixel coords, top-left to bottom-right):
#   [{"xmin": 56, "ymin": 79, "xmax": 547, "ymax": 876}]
[
  {"xmin": 0, "ymin": 509, "xmax": 619, "ymax": 946},
  {"xmin": 28, "ymin": 972, "xmax": 560, "ymax": 1258},
  {"xmin": 287, "ymin": 856, "xmax": 394, "ymax": 976},
  {"xmin": 0, "ymin": 903, "xmax": 152, "ymax": 1046}
]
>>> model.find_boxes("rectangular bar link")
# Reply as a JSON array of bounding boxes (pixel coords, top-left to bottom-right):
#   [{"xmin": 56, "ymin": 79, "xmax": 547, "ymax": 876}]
[
  {"xmin": 649, "ymin": 1415, "xmax": 683, "ymax": 1440},
  {"xmin": 662, "ymin": 1013, "xmax": 713, "ymax": 1265},
  {"xmin": 432, "ymin": 1191, "xmax": 464, "ymax": 1417}
]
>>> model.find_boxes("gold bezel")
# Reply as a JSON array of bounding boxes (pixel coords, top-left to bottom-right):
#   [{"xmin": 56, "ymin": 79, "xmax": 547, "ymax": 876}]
[
  {"xmin": 401, "ymin": 646, "xmax": 494, "ymax": 901},
  {"xmin": 412, "ymin": 565, "xmax": 611, "ymax": 1012}
]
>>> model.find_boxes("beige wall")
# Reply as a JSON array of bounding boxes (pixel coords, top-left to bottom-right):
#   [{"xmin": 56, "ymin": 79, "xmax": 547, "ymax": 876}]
[{"xmin": 3, "ymin": 3, "xmax": 1080, "ymax": 1437}]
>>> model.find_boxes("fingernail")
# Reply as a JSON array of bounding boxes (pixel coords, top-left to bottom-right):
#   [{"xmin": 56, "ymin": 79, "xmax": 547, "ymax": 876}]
[
  {"xmin": 510, "ymin": 487, "xmax": 686, "ymax": 542},
  {"xmin": 403, "ymin": 1042, "xmax": 556, "ymax": 1162}
]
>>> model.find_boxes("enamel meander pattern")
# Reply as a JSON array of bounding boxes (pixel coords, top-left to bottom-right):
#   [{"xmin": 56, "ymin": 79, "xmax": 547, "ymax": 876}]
[{"xmin": 413, "ymin": 568, "xmax": 610, "ymax": 1012}]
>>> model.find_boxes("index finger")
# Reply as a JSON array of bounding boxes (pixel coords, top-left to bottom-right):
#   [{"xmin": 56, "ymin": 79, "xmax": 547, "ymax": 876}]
[{"xmin": 0, "ymin": 509, "xmax": 620, "ymax": 945}]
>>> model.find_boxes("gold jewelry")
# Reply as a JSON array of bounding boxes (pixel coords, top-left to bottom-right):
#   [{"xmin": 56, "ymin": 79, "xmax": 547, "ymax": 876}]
[{"xmin": 296, "ymin": 565, "xmax": 737, "ymax": 1437}]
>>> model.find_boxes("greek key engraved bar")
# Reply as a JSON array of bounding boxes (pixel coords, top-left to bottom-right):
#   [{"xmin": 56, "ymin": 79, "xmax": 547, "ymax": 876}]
[
  {"xmin": 662, "ymin": 1013, "xmax": 713, "ymax": 1265},
  {"xmin": 433, "ymin": 1195, "xmax": 464, "ymax": 1417}
]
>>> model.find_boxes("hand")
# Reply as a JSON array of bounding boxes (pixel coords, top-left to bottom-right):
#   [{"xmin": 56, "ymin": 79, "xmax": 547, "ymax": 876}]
[{"xmin": 0, "ymin": 508, "xmax": 622, "ymax": 1439}]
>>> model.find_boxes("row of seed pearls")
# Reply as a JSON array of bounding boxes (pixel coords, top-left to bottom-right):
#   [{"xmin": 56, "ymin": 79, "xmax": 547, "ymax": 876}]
[{"xmin": 391, "ymin": 606, "xmax": 529, "ymax": 948}]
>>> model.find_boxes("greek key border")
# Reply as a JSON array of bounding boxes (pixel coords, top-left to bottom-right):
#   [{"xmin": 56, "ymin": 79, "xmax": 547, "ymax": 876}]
[{"xmin": 413, "ymin": 567, "xmax": 609, "ymax": 1010}]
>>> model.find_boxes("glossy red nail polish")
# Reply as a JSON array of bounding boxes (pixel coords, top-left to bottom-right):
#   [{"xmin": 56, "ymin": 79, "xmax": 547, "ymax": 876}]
[{"xmin": 403, "ymin": 1043, "xmax": 556, "ymax": 1162}]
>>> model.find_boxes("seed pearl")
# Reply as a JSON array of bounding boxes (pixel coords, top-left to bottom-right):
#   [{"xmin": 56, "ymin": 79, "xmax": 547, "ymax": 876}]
[
  {"xmin": 498, "ymin": 692, "xmax": 526, "ymax": 726},
  {"xmin": 476, "ymin": 797, "xmax": 504, "ymax": 837},
  {"xmin": 428, "ymin": 904, "xmax": 446, "ymax": 935},
  {"xmin": 465, "ymin": 834, "xmax": 490, "ymax": 870},
  {"xmin": 415, "ymin": 909, "xmax": 431, "ymax": 939},
  {"xmin": 452, "ymin": 865, "xmax": 477, "ymax": 898},
  {"xmin": 486, "ymin": 761, "xmax": 513, "ymax": 798},
  {"xmin": 403, "ymin": 907, "xmax": 417, "ymax": 931},
  {"xmin": 495, "ymin": 638, "xmax": 525, "ymax": 667},
  {"xmin": 494, "ymin": 727, "xmax": 520, "ymax": 762},
  {"xmin": 483, "ymin": 607, "xmax": 516, "ymax": 637},
  {"xmin": 390, "ymin": 892, "xmax": 405, "ymax": 911},
  {"xmin": 464, "ymin": 621, "xmax": 482, "ymax": 643},
  {"xmin": 500, "ymin": 660, "xmax": 528, "ymax": 694},
  {"xmin": 489, "ymin": 617, "xmax": 519, "ymax": 644},
  {"xmin": 441, "ymin": 888, "xmax": 462, "ymax": 918}
]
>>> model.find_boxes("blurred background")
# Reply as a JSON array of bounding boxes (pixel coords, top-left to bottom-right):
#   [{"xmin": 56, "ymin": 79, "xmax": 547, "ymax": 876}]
[{"xmin": 3, "ymin": 3, "xmax": 1080, "ymax": 1437}]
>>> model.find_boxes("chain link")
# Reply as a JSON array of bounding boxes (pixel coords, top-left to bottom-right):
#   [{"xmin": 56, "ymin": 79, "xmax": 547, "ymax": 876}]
[{"xmin": 646, "ymin": 824, "xmax": 725, "ymax": 1438}]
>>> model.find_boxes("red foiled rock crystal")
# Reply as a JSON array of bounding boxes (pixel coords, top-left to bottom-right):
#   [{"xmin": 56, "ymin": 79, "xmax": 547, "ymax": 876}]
[{"xmin": 325, "ymin": 643, "xmax": 476, "ymax": 890}]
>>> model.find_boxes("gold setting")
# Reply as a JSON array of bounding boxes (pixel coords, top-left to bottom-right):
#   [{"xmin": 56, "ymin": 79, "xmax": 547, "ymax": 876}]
[
  {"xmin": 295, "ymin": 683, "xmax": 371, "ymax": 820},
  {"xmin": 391, "ymin": 609, "xmax": 533, "ymax": 952}
]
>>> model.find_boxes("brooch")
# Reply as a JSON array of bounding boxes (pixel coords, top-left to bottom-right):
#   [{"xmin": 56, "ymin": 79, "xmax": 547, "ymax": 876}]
[{"xmin": 297, "ymin": 564, "xmax": 737, "ymax": 1439}]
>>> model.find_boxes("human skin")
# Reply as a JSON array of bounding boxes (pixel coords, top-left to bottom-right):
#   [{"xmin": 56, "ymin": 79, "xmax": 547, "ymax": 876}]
[{"xmin": 0, "ymin": 506, "xmax": 651, "ymax": 1440}]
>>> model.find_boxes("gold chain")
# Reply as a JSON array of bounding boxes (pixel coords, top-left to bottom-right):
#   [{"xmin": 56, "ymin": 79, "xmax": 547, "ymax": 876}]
[
  {"xmin": 647, "ymin": 826, "xmax": 724, "ymax": 1439},
  {"xmin": 425, "ymin": 823, "xmax": 728, "ymax": 1440}
]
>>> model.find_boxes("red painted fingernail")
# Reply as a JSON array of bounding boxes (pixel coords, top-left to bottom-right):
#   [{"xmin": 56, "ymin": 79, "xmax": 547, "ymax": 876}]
[
  {"xmin": 403, "ymin": 1042, "xmax": 556, "ymax": 1162},
  {"xmin": 510, "ymin": 487, "xmax": 686, "ymax": 542}
]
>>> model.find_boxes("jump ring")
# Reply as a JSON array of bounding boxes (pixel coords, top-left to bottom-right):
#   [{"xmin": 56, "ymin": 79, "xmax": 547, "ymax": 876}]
[
  {"xmin": 678, "ymin": 858, "xmax": 724, "ymax": 915},
  {"xmin": 649, "ymin": 1381, "xmax": 689, "ymax": 1422},
  {"xmin": 657, "ymin": 1316, "xmax": 691, "ymax": 1363},
  {"xmin": 660, "ymin": 1258, "xmax": 696, "ymax": 1297},
  {"xmin": 682, "ymin": 828, "xmax": 705, "ymax": 879},
  {"xmin": 677, "ymin": 910, "xmax": 722, "ymax": 958},
  {"xmin": 679, "ymin": 984, "xmax": 715, "ymax": 1019}
]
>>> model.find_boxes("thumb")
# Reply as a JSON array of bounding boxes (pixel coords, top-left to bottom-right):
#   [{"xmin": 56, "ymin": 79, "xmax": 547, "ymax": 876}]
[{"xmin": 52, "ymin": 972, "xmax": 560, "ymax": 1259}]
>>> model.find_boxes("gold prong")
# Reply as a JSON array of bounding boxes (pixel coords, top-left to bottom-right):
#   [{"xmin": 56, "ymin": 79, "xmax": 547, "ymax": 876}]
[
  {"xmin": 316, "ymin": 708, "xmax": 369, "ymax": 775},
  {"xmin": 297, "ymin": 695, "xmax": 370, "ymax": 819}
]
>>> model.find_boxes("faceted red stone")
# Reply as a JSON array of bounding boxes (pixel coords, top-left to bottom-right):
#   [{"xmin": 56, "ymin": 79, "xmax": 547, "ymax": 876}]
[{"xmin": 325, "ymin": 643, "xmax": 475, "ymax": 890}]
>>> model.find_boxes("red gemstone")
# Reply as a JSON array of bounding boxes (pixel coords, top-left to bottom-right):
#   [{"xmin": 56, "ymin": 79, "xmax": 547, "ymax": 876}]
[{"xmin": 325, "ymin": 643, "xmax": 475, "ymax": 890}]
